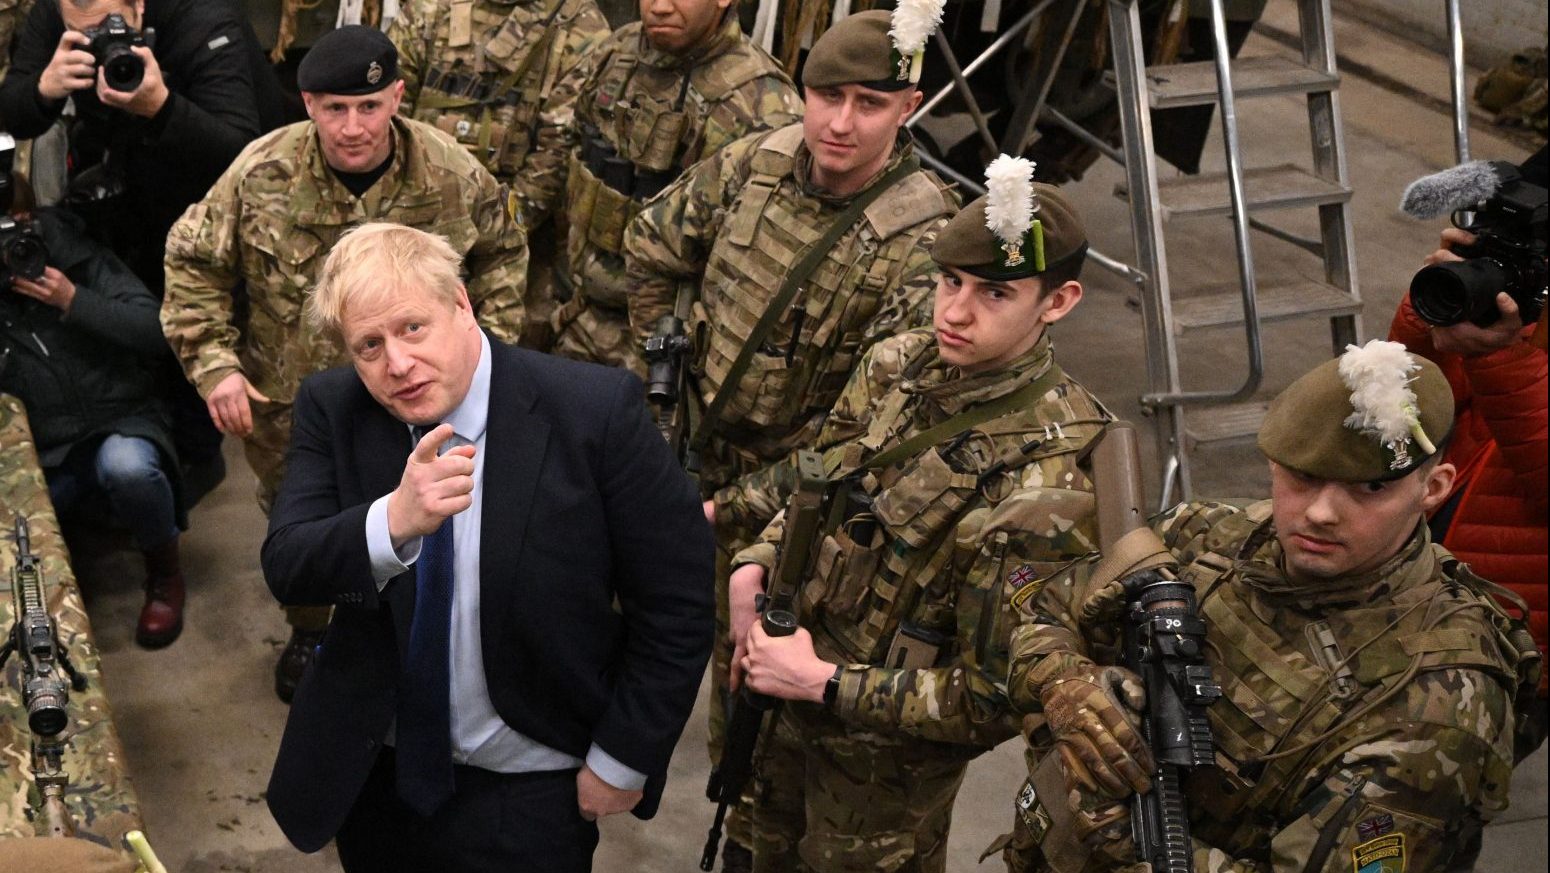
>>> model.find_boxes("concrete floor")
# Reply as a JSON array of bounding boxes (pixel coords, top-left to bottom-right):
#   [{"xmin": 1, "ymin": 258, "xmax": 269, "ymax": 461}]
[{"xmin": 62, "ymin": 1, "xmax": 1545, "ymax": 870}]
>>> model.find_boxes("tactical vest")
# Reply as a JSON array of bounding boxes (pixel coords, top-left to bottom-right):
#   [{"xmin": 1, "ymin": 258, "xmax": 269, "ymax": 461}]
[
  {"xmin": 693, "ymin": 125, "xmax": 952, "ymax": 455},
  {"xmin": 566, "ymin": 23, "xmax": 777, "ymax": 281},
  {"xmin": 408, "ymin": 0, "xmax": 570, "ymax": 177},
  {"xmin": 1174, "ymin": 504, "xmax": 1538, "ymax": 857},
  {"xmin": 801, "ymin": 340, "xmax": 1104, "ymax": 674}
]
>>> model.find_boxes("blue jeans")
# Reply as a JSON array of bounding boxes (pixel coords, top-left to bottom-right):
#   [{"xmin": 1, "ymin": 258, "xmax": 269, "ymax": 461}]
[{"xmin": 46, "ymin": 434, "xmax": 179, "ymax": 551}]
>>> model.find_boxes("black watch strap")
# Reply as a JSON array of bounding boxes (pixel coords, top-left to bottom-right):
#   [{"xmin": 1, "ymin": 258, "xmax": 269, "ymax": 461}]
[{"xmin": 822, "ymin": 664, "xmax": 844, "ymax": 708}]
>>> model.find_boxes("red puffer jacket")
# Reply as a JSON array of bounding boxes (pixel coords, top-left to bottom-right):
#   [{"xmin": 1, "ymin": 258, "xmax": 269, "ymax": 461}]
[{"xmin": 1390, "ymin": 296, "xmax": 1548, "ymax": 694}]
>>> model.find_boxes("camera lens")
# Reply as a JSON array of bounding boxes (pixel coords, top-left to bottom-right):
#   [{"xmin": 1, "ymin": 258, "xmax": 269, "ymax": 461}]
[
  {"xmin": 4, "ymin": 234, "xmax": 47, "ymax": 282},
  {"xmin": 101, "ymin": 45, "xmax": 145, "ymax": 92},
  {"xmin": 1409, "ymin": 259, "xmax": 1510, "ymax": 327}
]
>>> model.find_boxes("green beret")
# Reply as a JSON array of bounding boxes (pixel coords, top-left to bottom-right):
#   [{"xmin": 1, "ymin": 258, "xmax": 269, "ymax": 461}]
[
  {"xmin": 297, "ymin": 26, "xmax": 399, "ymax": 96},
  {"xmin": 931, "ymin": 184, "xmax": 1088, "ymax": 281},
  {"xmin": 1259, "ymin": 345, "xmax": 1454, "ymax": 482},
  {"xmin": 803, "ymin": 11, "xmax": 915, "ymax": 92}
]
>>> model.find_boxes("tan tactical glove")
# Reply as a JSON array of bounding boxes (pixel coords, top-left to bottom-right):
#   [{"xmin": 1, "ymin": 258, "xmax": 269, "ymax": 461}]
[{"xmin": 1040, "ymin": 664, "xmax": 1154, "ymax": 799}]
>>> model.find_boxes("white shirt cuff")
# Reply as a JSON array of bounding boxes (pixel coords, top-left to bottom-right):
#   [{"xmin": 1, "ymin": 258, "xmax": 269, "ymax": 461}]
[
  {"xmin": 585, "ymin": 744, "xmax": 647, "ymax": 792},
  {"xmin": 366, "ymin": 494, "xmax": 421, "ymax": 590}
]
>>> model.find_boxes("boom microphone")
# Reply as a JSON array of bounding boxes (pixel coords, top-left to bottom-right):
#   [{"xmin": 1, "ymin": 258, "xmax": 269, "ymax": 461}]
[{"xmin": 1400, "ymin": 160, "xmax": 1516, "ymax": 219}]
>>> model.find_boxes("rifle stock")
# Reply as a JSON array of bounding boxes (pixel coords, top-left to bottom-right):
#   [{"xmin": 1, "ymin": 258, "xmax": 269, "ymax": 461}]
[
  {"xmin": 701, "ymin": 451, "xmax": 827, "ymax": 870},
  {"xmin": 1078, "ymin": 425, "xmax": 1220, "ymax": 873}
]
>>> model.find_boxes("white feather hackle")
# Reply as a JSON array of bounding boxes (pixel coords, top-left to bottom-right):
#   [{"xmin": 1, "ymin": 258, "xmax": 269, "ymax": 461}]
[
  {"xmin": 984, "ymin": 155, "xmax": 1036, "ymax": 246},
  {"xmin": 890, "ymin": 0, "xmax": 946, "ymax": 56},
  {"xmin": 1338, "ymin": 340, "xmax": 1434, "ymax": 457}
]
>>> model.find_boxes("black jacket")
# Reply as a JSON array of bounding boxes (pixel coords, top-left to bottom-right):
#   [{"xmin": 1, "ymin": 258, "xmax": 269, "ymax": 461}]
[
  {"xmin": 0, "ymin": 0, "xmax": 285, "ymax": 287},
  {"xmin": 0, "ymin": 208, "xmax": 184, "ymax": 524},
  {"xmin": 263, "ymin": 339, "xmax": 715, "ymax": 853}
]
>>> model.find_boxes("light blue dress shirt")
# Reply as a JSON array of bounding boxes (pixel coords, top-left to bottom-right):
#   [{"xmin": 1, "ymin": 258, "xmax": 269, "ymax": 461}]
[{"xmin": 363, "ymin": 332, "xmax": 646, "ymax": 791}]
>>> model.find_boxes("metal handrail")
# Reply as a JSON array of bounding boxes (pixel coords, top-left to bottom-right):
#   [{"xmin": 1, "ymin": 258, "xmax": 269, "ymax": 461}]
[
  {"xmin": 906, "ymin": 1, "xmax": 1052, "ymax": 125},
  {"xmin": 1445, "ymin": 0, "xmax": 1470, "ymax": 162},
  {"xmin": 1142, "ymin": 0, "xmax": 1264, "ymax": 407}
]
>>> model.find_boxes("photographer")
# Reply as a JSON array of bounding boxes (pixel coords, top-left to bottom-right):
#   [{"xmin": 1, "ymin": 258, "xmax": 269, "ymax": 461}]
[
  {"xmin": 0, "ymin": 150, "xmax": 191, "ymax": 650},
  {"xmin": 1388, "ymin": 145, "xmax": 1548, "ymax": 751},
  {"xmin": 0, "ymin": 0, "xmax": 284, "ymax": 493},
  {"xmin": 0, "ymin": 0, "xmax": 280, "ymax": 287}
]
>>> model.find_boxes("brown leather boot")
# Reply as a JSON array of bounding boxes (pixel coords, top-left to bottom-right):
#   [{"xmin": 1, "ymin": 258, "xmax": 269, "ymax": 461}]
[{"xmin": 137, "ymin": 538, "xmax": 185, "ymax": 648}]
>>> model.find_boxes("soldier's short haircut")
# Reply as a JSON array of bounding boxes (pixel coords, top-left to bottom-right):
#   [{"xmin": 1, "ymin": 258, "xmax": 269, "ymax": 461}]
[{"xmin": 307, "ymin": 223, "xmax": 464, "ymax": 341}]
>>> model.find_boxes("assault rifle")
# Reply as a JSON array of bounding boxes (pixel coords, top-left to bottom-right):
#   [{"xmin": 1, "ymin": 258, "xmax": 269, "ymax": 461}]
[
  {"xmin": 1, "ymin": 515, "xmax": 88, "ymax": 837},
  {"xmin": 700, "ymin": 451, "xmax": 828, "ymax": 871},
  {"xmin": 1079, "ymin": 424, "xmax": 1220, "ymax": 873},
  {"xmin": 644, "ymin": 312, "xmax": 694, "ymax": 470}
]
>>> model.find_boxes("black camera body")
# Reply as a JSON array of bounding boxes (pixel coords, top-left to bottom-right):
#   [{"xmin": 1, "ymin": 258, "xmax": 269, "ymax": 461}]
[
  {"xmin": 1410, "ymin": 162, "xmax": 1548, "ymax": 328},
  {"xmin": 83, "ymin": 13, "xmax": 150, "ymax": 93},
  {"xmin": 0, "ymin": 216, "xmax": 48, "ymax": 287},
  {"xmin": 0, "ymin": 133, "xmax": 49, "ymax": 287}
]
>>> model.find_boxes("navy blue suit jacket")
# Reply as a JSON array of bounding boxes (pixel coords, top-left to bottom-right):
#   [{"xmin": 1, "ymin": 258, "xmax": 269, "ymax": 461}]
[{"xmin": 262, "ymin": 338, "xmax": 715, "ymax": 852}]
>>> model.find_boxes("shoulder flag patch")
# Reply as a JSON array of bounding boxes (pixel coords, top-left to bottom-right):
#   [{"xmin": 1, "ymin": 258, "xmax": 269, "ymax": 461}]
[{"xmin": 1353, "ymin": 834, "xmax": 1404, "ymax": 873}]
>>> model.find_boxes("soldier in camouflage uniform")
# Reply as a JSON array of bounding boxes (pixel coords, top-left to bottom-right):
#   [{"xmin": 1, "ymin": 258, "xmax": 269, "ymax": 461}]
[
  {"xmin": 729, "ymin": 167, "xmax": 1106, "ymax": 873},
  {"xmin": 389, "ymin": 0, "xmax": 609, "ymax": 349},
  {"xmin": 159, "ymin": 26, "xmax": 528, "ymax": 702},
  {"xmin": 550, "ymin": 0, "xmax": 801, "ymax": 369},
  {"xmin": 997, "ymin": 344, "xmax": 1541, "ymax": 873},
  {"xmin": 624, "ymin": 12, "xmax": 954, "ymax": 866},
  {"xmin": 1, "ymin": 394, "xmax": 143, "ymax": 857}
]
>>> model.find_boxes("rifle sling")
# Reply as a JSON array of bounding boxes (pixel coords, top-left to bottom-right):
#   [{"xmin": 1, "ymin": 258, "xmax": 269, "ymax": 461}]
[
  {"xmin": 859, "ymin": 365, "xmax": 1067, "ymax": 472},
  {"xmin": 688, "ymin": 155, "xmax": 922, "ymax": 455}
]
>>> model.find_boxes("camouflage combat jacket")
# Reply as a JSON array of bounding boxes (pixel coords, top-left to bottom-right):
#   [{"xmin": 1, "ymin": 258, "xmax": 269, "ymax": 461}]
[
  {"xmin": 1009, "ymin": 501, "xmax": 1530, "ymax": 872},
  {"xmin": 564, "ymin": 14, "xmax": 800, "ymax": 309},
  {"xmin": 735, "ymin": 330, "xmax": 1108, "ymax": 752},
  {"xmin": 161, "ymin": 116, "xmax": 528, "ymax": 404},
  {"xmin": 390, "ymin": 0, "xmax": 609, "ymax": 225},
  {"xmin": 626, "ymin": 125, "xmax": 954, "ymax": 511}
]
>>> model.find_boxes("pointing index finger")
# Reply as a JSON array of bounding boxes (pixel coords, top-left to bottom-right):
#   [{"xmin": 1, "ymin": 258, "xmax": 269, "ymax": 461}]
[{"xmin": 411, "ymin": 423, "xmax": 453, "ymax": 462}]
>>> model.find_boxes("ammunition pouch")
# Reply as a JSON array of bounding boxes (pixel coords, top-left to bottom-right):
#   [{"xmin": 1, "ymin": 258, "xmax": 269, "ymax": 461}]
[{"xmin": 417, "ymin": 81, "xmax": 536, "ymax": 176}]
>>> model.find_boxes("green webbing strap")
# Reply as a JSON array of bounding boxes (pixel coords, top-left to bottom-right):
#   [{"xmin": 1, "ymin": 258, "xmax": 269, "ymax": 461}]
[
  {"xmin": 688, "ymin": 155, "xmax": 921, "ymax": 454},
  {"xmin": 858, "ymin": 365, "xmax": 1067, "ymax": 472}
]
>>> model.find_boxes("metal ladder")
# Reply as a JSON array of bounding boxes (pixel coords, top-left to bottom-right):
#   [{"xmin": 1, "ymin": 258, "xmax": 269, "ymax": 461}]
[{"xmin": 1108, "ymin": 0, "xmax": 1363, "ymax": 503}]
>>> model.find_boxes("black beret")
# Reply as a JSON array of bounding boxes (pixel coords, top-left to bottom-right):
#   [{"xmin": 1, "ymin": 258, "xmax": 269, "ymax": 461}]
[{"xmin": 297, "ymin": 26, "xmax": 399, "ymax": 96}]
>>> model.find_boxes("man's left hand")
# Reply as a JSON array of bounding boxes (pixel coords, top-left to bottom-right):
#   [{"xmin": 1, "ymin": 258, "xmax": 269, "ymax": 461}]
[
  {"xmin": 741, "ymin": 623, "xmax": 833, "ymax": 704},
  {"xmin": 11, "ymin": 267, "xmax": 77, "ymax": 312},
  {"xmin": 95, "ymin": 46, "xmax": 168, "ymax": 117},
  {"xmin": 1433, "ymin": 292, "xmax": 1525, "ymax": 357},
  {"xmin": 575, "ymin": 765, "xmax": 642, "ymax": 822}
]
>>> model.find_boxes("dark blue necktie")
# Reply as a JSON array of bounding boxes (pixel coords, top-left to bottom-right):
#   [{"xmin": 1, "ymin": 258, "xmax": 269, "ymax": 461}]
[{"xmin": 396, "ymin": 426, "xmax": 456, "ymax": 817}]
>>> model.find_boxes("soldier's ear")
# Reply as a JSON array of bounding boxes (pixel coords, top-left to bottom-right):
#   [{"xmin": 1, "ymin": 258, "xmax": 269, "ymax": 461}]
[
  {"xmin": 1036, "ymin": 280, "xmax": 1083, "ymax": 326},
  {"xmin": 1417, "ymin": 460, "xmax": 1455, "ymax": 514}
]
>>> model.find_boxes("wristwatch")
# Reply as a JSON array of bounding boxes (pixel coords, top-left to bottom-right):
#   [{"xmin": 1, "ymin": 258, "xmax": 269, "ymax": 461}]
[{"xmin": 822, "ymin": 664, "xmax": 844, "ymax": 709}]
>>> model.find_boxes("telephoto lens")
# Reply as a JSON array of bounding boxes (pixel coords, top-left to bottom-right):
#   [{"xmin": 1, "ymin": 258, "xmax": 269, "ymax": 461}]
[{"xmin": 1410, "ymin": 259, "xmax": 1513, "ymax": 327}]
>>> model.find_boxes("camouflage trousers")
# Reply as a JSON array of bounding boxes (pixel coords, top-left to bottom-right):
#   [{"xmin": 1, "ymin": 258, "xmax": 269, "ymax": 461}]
[
  {"xmin": 549, "ymin": 295, "xmax": 645, "ymax": 375},
  {"xmin": 248, "ymin": 400, "xmax": 331, "ymax": 634},
  {"xmin": 750, "ymin": 704, "xmax": 970, "ymax": 873}
]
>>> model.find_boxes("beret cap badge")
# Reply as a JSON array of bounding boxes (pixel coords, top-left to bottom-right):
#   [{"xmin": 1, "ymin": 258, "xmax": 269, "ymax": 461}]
[
  {"xmin": 1337, "ymin": 340, "xmax": 1437, "ymax": 471},
  {"xmin": 367, "ymin": 60, "xmax": 383, "ymax": 85}
]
